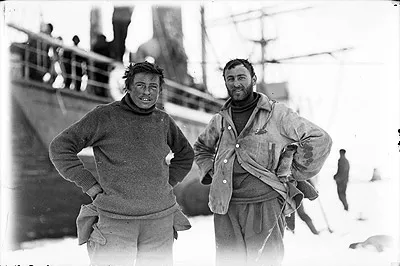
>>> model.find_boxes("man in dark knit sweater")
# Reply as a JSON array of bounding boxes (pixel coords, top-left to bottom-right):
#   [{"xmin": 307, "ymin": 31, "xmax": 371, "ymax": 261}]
[
  {"xmin": 49, "ymin": 62, "xmax": 194, "ymax": 266},
  {"xmin": 194, "ymin": 59, "xmax": 332, "ymax": 266}
]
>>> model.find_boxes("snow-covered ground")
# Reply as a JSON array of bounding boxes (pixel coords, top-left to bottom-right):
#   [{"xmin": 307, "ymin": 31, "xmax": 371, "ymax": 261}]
[{"xmin": 2, "ymin": 176, "xmax": 399, "ymax": 266}]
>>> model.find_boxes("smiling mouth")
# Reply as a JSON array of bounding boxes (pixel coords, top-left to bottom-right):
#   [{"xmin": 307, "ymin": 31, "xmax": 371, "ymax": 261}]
[
  {"xmin": 139, "ymin": 97, "xmax": 152, "ymax": 102},
  {"xmin": 232, "ymin": 89, "xmax": 244, "ymax": 95}
]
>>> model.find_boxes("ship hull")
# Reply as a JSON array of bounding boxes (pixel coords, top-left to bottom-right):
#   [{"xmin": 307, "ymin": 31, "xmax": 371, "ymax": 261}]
[{"xmin": 12, "ymin": 79, "xmax": 110, "ymax": 147}]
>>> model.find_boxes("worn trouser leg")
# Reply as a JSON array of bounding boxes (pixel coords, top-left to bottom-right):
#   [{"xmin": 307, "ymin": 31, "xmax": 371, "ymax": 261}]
[
  {"xmin": 214, "ymin": 205, "xmax": 247, "ymax": 266},
  {"xmin": 135, "ymin": 215, "xmax": 174, "ymax": 266},
  {"xmin": 87, "ymin": 213, "xmax": 174, "ymax": 266},
  {"xmin": 87, "ymin": 214, "xmax": 138, "ymax": 266},
  {"xmin": 214, "ymin": 199, "xmax": 285, "ymax": 266}
]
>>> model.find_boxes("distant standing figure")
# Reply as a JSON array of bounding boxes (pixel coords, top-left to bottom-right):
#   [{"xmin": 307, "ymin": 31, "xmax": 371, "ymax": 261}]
[
  {"xmin": 334, "ymin": 149, "xmax": 350, "ymax": 211},
  {"xmin": 92, "ymin": 34, "xmax": 112, "ymax": 97},
  {"xmin": 63, "ymin": 35, "xmax": 87, "ymax": 91},
  {"xmin": 27, "ymin": 22, "xmax": 54, "ymax": 81}
]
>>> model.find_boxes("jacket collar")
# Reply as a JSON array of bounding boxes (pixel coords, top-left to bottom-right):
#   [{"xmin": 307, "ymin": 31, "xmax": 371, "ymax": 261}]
[{"xmin": 220, "ymin": 92, "xmax": 273, "ymax": 112}]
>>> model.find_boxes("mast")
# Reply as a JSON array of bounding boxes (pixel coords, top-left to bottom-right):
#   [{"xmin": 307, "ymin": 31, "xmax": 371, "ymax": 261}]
[
  {"xmin": 250, "ymin": 7, "xmax": 310, "ymax": 85},
  {"xmin": 90, "ymin": 7, "xmax": 103, "ymax": 50},
  {"xmin": 208, "ymin": 6, "xmax": 352, "ymax": 85},
  {"xmin": 260, "ymin": 10, "xmax": 265, "ymax": 85},
  {"xmin": 200, "ymin": 5, "xmax": 207, "ymax": 90},
  {"xmin": 111, "ymin": 5, "xmax": 134, "ymax": 62}
]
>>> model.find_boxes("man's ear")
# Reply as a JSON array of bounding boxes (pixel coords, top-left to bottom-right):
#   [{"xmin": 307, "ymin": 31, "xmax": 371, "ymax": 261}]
[{"xmin": 252, "ymin": 75, "xmax": 257, "ymax": 87}]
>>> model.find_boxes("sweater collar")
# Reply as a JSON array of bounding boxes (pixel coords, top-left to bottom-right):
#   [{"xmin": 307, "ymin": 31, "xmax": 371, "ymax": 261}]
[
  {"xmin": 230, "ymin": 93, "xmax": 260, "ymax": 112},
  {"xmin": 121, "ymin": 94, "xmax": 155, "ymax": 115}
]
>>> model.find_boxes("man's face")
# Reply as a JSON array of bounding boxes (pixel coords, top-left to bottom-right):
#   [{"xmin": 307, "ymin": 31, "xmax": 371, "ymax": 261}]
[
  {"xmin": 224, "ymin": 65, "xmax": 256, "ymax": 102},
  {"xmin": 129, "ymin": 73, "xmax": 160, "ymax": 109}
]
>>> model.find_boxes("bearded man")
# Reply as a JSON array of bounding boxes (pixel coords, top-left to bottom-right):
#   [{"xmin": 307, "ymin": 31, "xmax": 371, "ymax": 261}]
[{"xmin": 194, "ymin": 58, "xmax": 332, "ymax": 266}]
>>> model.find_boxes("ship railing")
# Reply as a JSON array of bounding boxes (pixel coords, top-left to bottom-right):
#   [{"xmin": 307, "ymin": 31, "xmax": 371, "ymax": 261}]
[
  {"xmin": 7, "ymin": 22, "xmax": 224, "ymax": 113},
  {"xmin": 8, "ymin": 23, "xmax": 114, "ymax": 97}
]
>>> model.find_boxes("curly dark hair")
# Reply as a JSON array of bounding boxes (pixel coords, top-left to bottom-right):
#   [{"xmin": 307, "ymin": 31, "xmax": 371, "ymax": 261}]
[
  {"xmin": 222, "ymin": 58, "xmax": 256, "ymax": 80},
  {"xmin": 123, "ymin": 61, "xmax": 165, "ymax": 93}
]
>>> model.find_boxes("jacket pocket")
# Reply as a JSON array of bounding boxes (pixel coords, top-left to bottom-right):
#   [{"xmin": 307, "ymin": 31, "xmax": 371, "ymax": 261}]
[{"xmin": 256, "ymin": 142, "xmax": 276, "ymax": 171}]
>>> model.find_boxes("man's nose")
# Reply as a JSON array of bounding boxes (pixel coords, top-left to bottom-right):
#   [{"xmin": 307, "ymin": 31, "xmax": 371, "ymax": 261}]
[
  {"xmin": 142, "ymin": 86, "xmax": 151, "ymax": 94},
  {"xmin": 233, "ymin": 80, "xmax": 241, "ymax": 87}
]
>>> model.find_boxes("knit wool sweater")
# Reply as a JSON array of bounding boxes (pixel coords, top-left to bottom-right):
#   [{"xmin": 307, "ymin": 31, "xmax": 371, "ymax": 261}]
[{"xmin": 49, "ymin": 94, "xmax": 194, "ymax": 218}]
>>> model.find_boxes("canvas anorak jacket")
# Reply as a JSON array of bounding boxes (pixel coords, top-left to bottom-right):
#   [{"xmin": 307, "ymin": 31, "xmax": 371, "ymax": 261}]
[{"xmin": 194, "ymin": 93, "xmax": 332, "ymax": 216}]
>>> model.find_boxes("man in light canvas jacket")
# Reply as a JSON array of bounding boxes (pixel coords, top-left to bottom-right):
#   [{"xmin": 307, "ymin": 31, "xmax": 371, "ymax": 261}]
[{"xmin": 194, "ymin": 58, "xmax": 332, "ymax": 266}]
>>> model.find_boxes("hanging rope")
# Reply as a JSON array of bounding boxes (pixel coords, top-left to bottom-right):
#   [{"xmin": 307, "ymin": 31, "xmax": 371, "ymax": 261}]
[{"xmin": 55, "ymin": 89, "xmax": 67, "ymax": 115}]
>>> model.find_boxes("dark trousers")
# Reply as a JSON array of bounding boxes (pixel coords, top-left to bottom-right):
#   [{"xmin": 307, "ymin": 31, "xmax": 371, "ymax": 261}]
[{"xmin": 336, "ymin": 181, "xmax": 349, "ymax": 211}]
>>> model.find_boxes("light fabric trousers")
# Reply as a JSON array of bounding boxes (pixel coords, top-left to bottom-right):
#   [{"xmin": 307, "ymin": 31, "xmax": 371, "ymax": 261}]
[
  {"xmin": 87, "ymin": 213, "xmax": 174, "ymax": 266},
  {"xmin": 214, "ymin": 199, "xmax": 285, "ymax": 266}
]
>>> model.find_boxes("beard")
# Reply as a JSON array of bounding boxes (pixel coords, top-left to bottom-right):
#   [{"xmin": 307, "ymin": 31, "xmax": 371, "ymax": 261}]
[{"xmin": 228, "ymin": 83, "xmax": 254, "ymax": 105}]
